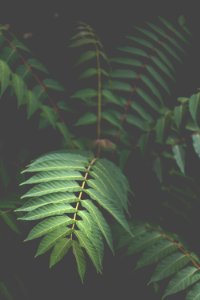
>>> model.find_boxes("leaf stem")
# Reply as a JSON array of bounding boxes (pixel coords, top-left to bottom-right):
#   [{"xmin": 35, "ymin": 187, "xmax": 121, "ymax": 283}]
[
  {"xmin": 95, "ymin": 42, "xmax": 102, "ymax": 156},
  {"xmin": 150, "ymin": 225, "xmax": 200, "ymax": 271},
  {"xmin": 70, "ymin": 157, "xmax": 97, "ymax": 240}
]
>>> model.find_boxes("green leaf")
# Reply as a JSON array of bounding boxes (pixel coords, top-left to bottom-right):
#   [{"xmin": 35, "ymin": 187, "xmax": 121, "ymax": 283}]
[
  {"xmin": 172, "ymin": 144, "xmax": 186, "ymax": 174},
  {"xmin": 136, "ymin": 88, "xmax": 161, "ymax": 112},
  {"xmin": 21, "ymin": 180, "xmax": 81, "ymax": 198},
  {"xmin": 43, "ymin": 79, "xmax": 65, "ymax": 92},
  {"xmin": 186, "ymin": 120, "xmax": 200, "ymax": 132},
  {"xmin": 28, "ymin": 152, "xmax": 89, "ymax": 167},
  {"xmin": 159, "ymin": 17, "xmax": 188, "ymax": 43},
  {"xmin": 12, "ymin": 73, "xmax": 26, "ymax": 107},
  {"xmin": 127, "ymin": 231, "xmax": 162, "ymax": 255},
  {"xmin": 15, "ymin": 193, "xmax": 77, "ymax": 212},
  {"xmin": 82, "ymin": 200, "xmax": 114, "ymax": 252},
  {"xmin": 147, "ymin": 22, "xmax": 185, "ymax": 54},
  {"xmin": 80, "ymin": 68, "xmax": 97, "ymax": 79},
  {"xmin": 126, "ymin": 114, "xmax": 148, "ymax": 131},
  {"xmin": 111, "ymin": 69, "xmax": 137, "ymax": 79},
  {"xmin": 140, "ymin": 74, "xmax": 162, "ymax": 103},
  {"xmin": 141, "ymin": 74, "xmax": 163, "ymax": 103},
  {"xmin": 40, "ymin": 105, "xmax": 58, "ymax": 128},
  {"xmin": 174, "ymin": 104, "xmax": 185, "ymax": 128},
  {"xmin": 25, "ymin": 216, "xmax": 74, "ymax": 240},
  {"xmin": 71, "ymin": 88, "xmax": 97, "ymax": 101},
  {"xmin": 150, "ymin": 252, "xmax": 190, "ymax": 283},
  {"xmin": 151, "ymin": 56, "xmax": 174, "ymax": 80},
  {"xmin": 72, "ymin": 240, "xmax": 86, "ymax": 282},
  {"xmin": 12, "ymin": 37, "xmax": 31, "ymax": 53},
  {"xmin": 126, "ymin": 35, "xmax": 152, "ymax": 48},
  {"xmin": 186, "ymin": 282, "xmax": 200, "ymax": 300},
  {"xmin": 1, "ymin": 46, "xmax": 18, "ymax": 65},
  {"xmin": 163, "ymin": 266, "xmax": 200, "ymax": 299},
  {"xmin": 189, "ymin": 93, "xmax": 200, "ymax": 123},
  {"xmin": 35, "ymin": 227, "xmax": 71, "ymax": 256},
  {"xmin": 146, "ymin": 65, "xmax": 170, "ymax": 94},
  {"xmin": 22, "ymin": 160, "xmax": 87, "ymax": 173},
  {"xmin": 69, "ymin": 38, "xmax": 97, "ymax": 48},
  {"xmin": 102, "ymin": 89, "xmax": 124, "ymax": 105},
  {"xmin": 76, "ymin": 50, "xmax": 96, "ymax": 65},
  {"xmin": 118, "ymin": 46, "xmax": 146, "ymax": 57},
  {"xmin": 50, "ymin": 238, "xmax": 72, "ymax": 268},
  {"xmin": 111, "ymin": 57, "xmax": 142, "ymax": 67},
  {"xmin": 192, "ymin": 134, "xmax": 200, "ymax": 158},
  {"xmin": 102, "ymin": 110, "xmax": 122, "ymax": 129},
  {"xmin": 26, "ymin": 90, "xmax": 40, "ymax": 119},
  {"xmin": 86, "ymin": 188, "xmax": 129, "ymax": 233},
  {"xmin": 56, "ymin": 122, "xmax": 72, "ymax": 141},
  {"xmin": 20, "ymin": 170, "xmax": 83, "ymax": 185},
  {"xmin": 76, "ymin": 112, "xmax": 97, "ymax": 126},
  {"xmin": 136, "ymin": 239, "xmax": 177, "ymax": 269},
  {"xmin": 135, "ymin": 26, "xmax": 158, "ymax": 44},
  {"xmin": 75, "ymin": 230, "xmax": 102, "ymax": 273},
  {"xmin": 0, "ymin": 60, "xmax": 11, "ymax": 96},
  {"xmin": 27, "ymin": 58, "xmax": 49, "ymax": 74},
  {"xmin": 18, "ymin": 203, "xmax": 76, "ymax": 221},
  {"xmin": 155, "ymin": 116, "xmax": 167, "ymax": 144},
  {"xmin": 131, "ymin": 101, "xmax": 153, "ymax": 122},
  {"xmin": 91, "ymin": 159, "xmax": 130, "ymax": 210},
  {"xmin": 109, "ymin": 79, "xmax": 133, "ymax": 92},
  {"xmin": 19, "ymin": 151, "xmax": 129, "ymax": 276},
  {"xmin": 77, "ymin": 216, "xmax": 104, "ymax": 266},
  {"xmin": 0, "ymin": 211, "xmax": 20, "ymax": 234}
]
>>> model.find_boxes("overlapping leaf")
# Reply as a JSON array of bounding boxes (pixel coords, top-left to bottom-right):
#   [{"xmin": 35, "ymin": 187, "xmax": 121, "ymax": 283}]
[
  {"xmin": 106, "ymin": 16, "xmax": 190, "ymax": 147},
  {"xmin": 17, "ymin": 151, "xmax": 130, "ymax": 280},
  {"xmin": 116, "ymin": 222, "xmax": 200, "ymax": 299},
  {"xmin": 0, "ymin": 25, "xmax": 72, "ymax": 142}
]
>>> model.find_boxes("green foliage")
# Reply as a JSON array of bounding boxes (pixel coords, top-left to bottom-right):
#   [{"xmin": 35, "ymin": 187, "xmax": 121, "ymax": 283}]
[
  {"xmin": 116, "ymin": 222, "xmax": 200, "ymax": 299},
  {"xmin": 16, "ymin": 151, "xmax": 130, "ymax": 279},
  {"xmin": 0, "ymin": 25, "xmax": 72, "ymax": 144},
  {"xmin": 0, "ymin": 14, "xmax": 199, "ymax": 299},
  {"xmin": 106, "ymin": 17, "xmax": 190, "ymax": 149}
]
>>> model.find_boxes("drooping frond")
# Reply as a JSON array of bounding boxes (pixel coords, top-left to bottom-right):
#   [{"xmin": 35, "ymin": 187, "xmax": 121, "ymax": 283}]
[
  {"xmin": 16, "ymin": 151, "xmax": 130, "ymax": 280},
  {"xmin": 116, "ymin": 221, "xmax": 200, "ymax": 299},
  {"xmin": 103, "ymin": 17, "xmax": 190, "ymax": 148},
  {"xmin": 0, "ymin": 24, "xmax": 72, "ymax": 143}
]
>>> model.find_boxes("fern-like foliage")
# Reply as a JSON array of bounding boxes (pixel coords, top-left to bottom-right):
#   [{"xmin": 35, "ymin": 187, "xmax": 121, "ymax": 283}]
[
  {"xmin": 0, "ymin": 196, "xmax": 20, "ymax": 234},
  {"xmin": 0, "ymin": 24, "xmax": 72, "ymax": 143},
  {"xmin": 69, "ymin": 22, "xmax": 118, "ymax": 153},
  {"xmin": 105, "ymin": 17, "xmax": 190, "ymax": 149},
  {"xmin": 116, "ymin": 221, "xmax": 200, "ymax": 299},
  {"xmin": 16, "ymin": 151, "xmax": 130, "ymax": 281},
  {"xmin": 69, "ymin": 18, "xmax": 190, "ymax": 162}
]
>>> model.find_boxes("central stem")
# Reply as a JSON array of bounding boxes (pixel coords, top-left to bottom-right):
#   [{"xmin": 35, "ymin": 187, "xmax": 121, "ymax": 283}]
[
  {"xmin": 70, "ymin": 157, "xmax": 97, "ymax": 240},
  {"xmin": 95, "ymin": 43, "xmax": 102, "ymax": 156},
  {"xmin": 96, "ymin": 45, "xmax": 102, "ymax": 139}
]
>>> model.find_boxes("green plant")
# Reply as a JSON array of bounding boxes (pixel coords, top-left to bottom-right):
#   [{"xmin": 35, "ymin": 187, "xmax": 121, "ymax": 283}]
[{"xmin": 1, "ymin": 15, "xmax": 200, "ymax": 299}]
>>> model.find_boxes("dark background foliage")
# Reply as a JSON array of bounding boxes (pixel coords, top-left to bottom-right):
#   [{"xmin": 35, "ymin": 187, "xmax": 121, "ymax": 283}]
[{"xmin": 0, "ymin": 1, "xmax": 200, "ymax": 299}]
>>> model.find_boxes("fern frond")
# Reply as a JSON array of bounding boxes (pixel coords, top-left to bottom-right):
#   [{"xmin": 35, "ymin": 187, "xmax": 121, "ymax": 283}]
[
  {"xmin": 116, "ymin": 222, "xmax": 200, "ymax": 299},
  {"xmin": 0, "ymin": 25, "xmax": 73, "ymax": 143},
  {"xmin": 105, "ymin": 17, "xmax": 190, "ymax": 149},
  {"xmin": 70, "ymin": 22, "xmax": 115, "ymax": 153},
  {"xmin": 17, "ymin": 151, "xmax": 130, "ymax": 280}
]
